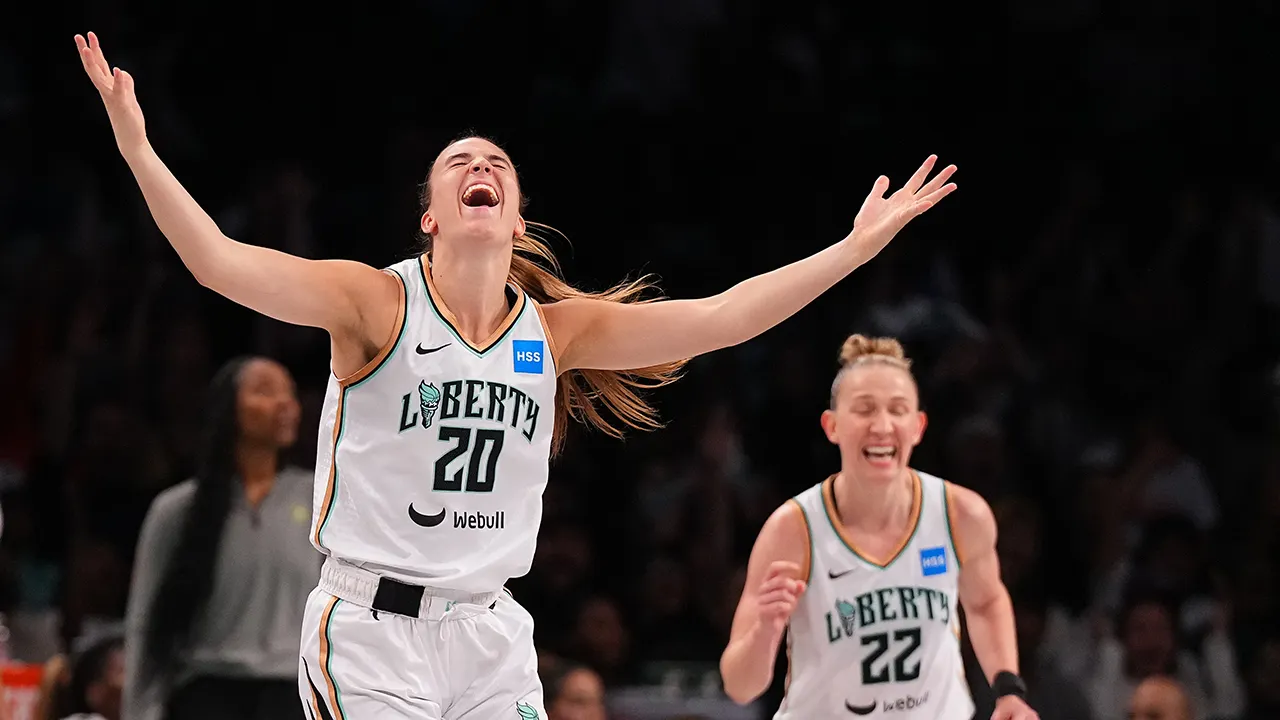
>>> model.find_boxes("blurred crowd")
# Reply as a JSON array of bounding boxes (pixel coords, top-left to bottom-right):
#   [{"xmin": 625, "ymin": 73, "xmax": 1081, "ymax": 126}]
[{"xmin": 2, "ymin": 1, "xmax": 1279, "ymax": 719}]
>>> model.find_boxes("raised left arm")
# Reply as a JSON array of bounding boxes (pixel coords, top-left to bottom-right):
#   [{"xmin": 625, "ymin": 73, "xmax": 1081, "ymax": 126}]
[
  {"xmin": 542, "ymin": 156, "xmax": 956, "ymax": 373},
  {"xmin": 951, "ymin": 484, "xmax": 1040, "ymax": 720}
]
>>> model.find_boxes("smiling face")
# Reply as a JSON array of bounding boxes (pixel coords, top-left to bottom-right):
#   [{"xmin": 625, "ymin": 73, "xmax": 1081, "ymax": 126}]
[
  {"xmin": 420, "ymin": 137, "xmax": 526, "ymax": 249},
  {"xmin": 821, "ymin": 362, "xmax": 927, "ymax": 483}
]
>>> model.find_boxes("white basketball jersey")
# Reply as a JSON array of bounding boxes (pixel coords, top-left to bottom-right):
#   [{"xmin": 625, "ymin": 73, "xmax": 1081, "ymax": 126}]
[
  {"xmin": 776, "ymin": 471, "xmax": 974, "ymax": 720},
  {"xmin": 310, "ymin": 256, "xmax": 558, "ymax": 593}
]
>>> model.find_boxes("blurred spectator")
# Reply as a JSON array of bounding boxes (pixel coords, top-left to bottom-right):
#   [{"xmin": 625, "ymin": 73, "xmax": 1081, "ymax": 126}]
[
  {"xmin": 941, "ymin": 414, "xmax": 1011, "ymax": 500},
  {"xmin": 1127, "ymin": 675, "xmax": 1192, "ymax": 720},
  {"xmin": 1116, "ymin": 415, "xmax": 1218, "ymax": 535},
  {"xmin": 1241, "ymin": 636, "xmax": 1280, "ymax": 720},
  {"xmin": 630, "ymin": 556, "xmax": 721, "ymax": 671},
  {"xmin": 1126, "ymin": 516, "xmax": 1218, "ymax": 640},
  {"xmin": 122, "ymin": 357, "xmax": 319, "ymax": 720},
  {"xmin": 32, "ymin": 655, "xmax": 69, "ymax": 720},
  {"xmin": 1089, "ymin": 591, "xmax": 1245, "ymax": 720},
  {"xmin": 1010, "ymin": 583, "xmax": 1094, "ymax": 720},
  {"xmin": 567, "ymin": 596, "xmax": 636, "ymax": 687},
  {"xmin": 516, "ymin": 523, "xmax": 595, "ymax": 655},
  {"xmin": 539, "ymin": 657, "xmax": 608, "ymax": 720},
  {"xmin": 46, "ymin": 634, "xmax": 123, "ymax": 720},
  {"xmin": 0, "ymin": 4, "xmax": 1277, "ymax": 718}
]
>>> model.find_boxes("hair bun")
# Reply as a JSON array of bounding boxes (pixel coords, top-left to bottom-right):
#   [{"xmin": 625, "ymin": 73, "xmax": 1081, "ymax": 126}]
[{"xmin": 839, "ymin": 334, "xmax": 908, "ymax": 367}]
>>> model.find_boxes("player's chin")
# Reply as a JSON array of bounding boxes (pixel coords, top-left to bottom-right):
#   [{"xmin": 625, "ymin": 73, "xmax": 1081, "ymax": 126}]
[{"xmin": 456, "ymin": 216, "xmax": 516, "ymax": 244}]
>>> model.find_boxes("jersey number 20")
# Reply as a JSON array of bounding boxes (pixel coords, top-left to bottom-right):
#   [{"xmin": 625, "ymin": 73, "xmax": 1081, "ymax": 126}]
[{"xmin": 433, "ymin": 426, "xmax": 504, "ymax": 492}]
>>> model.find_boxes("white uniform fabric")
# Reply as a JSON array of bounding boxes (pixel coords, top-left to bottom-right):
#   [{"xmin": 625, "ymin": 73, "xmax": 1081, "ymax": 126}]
[
  {"xmin": 300, "ymin": 255, "xmax": 557, "ymax": 719},
  {"xmin": 776, "ymin": 470, "xmax": 974, "ymax": 720},
  {"xmin": 298, "ymin": 560, "xmax": 544, "ymax": 720},
  {"xmin": 310, "ymin": 255, "xmax": 557, "ymax": 590}
]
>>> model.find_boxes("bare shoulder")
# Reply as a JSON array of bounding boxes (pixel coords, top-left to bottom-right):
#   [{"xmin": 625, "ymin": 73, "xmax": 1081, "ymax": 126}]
[
  {"xmin": 353, "ymin": 263, "xmax": 406, "ymax": 327},
  {"xmin": 763, "ymin": 498, "xmax": 810, "ymax": 538},
  {"xmin": 330, "ymin": 264, "xmax": 406, "ymax": 377},
  {"xmin": 946, "ymin": 483, "xmax": 994, "ymax": 524},
  {"xmin": 945, "ymin": 482, "xmax": 997, "ymax": 548},
  {"xmin": 749, "ymin": 498, "xmax": 812, "ymax": 581}
]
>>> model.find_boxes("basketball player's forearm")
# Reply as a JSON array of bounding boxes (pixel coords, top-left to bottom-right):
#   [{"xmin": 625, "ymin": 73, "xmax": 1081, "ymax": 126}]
[
  {"xmin": 123, "ymin": 145, "xmax": 299, "ymax": 314},
  {"xmin": 711, "ymin": 236, "xmax": 865, "ymax": 345},
  {"xmin": 119, "ymin": 144, "xmax": 374, "ymax": 331},
  {"xmin": 720, "ymin": 625, "xmax": 782, "ymax": 704},
  {"xmin": 964, "ymin": 591, "xmax": 1020, "ymax": 682},
  {"xmin": 121, "ymin": 143, "xmax": 235, "ymax": 278}
]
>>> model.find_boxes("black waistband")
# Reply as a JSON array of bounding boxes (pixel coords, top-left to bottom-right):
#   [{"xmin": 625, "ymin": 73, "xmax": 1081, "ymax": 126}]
[
  {"xmin": 372, "ymin": 576, "xmax": 426, "ymax": 617},
  {"xmin": 371, "ymin": 576, "xmax": 498, "ymax": 618}
]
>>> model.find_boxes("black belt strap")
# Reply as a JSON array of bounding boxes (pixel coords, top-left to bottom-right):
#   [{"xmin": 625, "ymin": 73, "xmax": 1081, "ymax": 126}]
[
  {"xmin": 371, "ymin": 577, "xmax": 497, "ymax": 618},
  {"xmin": 372, "ymin": 576, "xmax": 425, "ymax": 618}
]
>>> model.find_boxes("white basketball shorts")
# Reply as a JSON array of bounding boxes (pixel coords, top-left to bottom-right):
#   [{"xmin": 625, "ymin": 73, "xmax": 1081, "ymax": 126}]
[{"xmin": 297, "ymin": 558, "xmax": 545, "ymax": 720}]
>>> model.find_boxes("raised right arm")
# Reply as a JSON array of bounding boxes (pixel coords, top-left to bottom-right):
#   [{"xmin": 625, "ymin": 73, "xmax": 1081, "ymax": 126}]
[
  {"xmin": 76, "ymin": 32, "xmax": 398, "ymax": 364},
  {"xmin": 122, "ymin": 144, "xmax": 398, "ymax": 337}
]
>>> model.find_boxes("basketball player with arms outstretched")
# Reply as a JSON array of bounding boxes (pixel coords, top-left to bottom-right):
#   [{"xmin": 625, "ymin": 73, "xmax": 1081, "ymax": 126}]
[
  {"xmin": 76, "ymin": 31, "xmax": 957, "ymax": 720},
  {"xmin": 721, "ymin": 336, "xmax": 1038, "ymax": 720}
]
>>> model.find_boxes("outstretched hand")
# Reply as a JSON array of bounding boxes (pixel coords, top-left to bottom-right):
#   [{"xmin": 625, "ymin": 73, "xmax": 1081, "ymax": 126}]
[
  {"xmin": 846, "ymin": 155, "xmax": 957, "ymax": 262},
  {"xmin": 74, "ymin": 32, "xmax": 147, "ymax": 154}
]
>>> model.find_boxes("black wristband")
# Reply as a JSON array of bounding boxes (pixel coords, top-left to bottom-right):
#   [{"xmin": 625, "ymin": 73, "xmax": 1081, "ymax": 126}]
[{"xmin": 992, "ymin": 671, "xmax": 1027, "ymax": 699}]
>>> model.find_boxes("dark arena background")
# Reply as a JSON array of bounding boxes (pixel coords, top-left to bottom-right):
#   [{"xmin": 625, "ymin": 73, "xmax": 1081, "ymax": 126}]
[{"xmin": 1, "ymin": 2, "xmax": 1279, "ymax": 719}]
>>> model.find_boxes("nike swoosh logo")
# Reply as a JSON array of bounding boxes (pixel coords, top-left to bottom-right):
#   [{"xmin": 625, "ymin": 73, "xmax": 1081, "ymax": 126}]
[
  {"xmin": 829, "ymin": 567, "xmax": 858, "ymax": 579},
  {"xmin": 407, "ymin": 503, "xmax": 446, "ymax": 527},
  {"xmin": 416, "ymin": 343, "xmax": 451, "ymax": 355},
  {"xmin": 846, "ymin": 700, "xmax": 877, "ymax": 716}
]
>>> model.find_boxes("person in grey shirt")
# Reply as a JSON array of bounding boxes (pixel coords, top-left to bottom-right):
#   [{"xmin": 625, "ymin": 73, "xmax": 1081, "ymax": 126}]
[{"xmin": 123, "ymin": 356, "xmax": 321, "ymax": 720}]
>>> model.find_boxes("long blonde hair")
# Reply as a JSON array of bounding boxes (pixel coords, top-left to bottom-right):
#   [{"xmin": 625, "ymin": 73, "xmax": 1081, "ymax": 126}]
[{"xmin": 420, "ymin": 139, "xmax": 687, "ymax": 456}]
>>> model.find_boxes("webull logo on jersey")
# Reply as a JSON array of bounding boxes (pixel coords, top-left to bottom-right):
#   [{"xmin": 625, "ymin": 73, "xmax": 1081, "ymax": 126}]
[
  {"xmin": 826, "ymin": 587, "xmax": 951, "ymax": 644},
  {"xmin": 454, "ymin": 510, "xmax": 504, "ymax": 530},
  {"xmin": 512, "ymin": 340, "xmax": 543, "ymax": 374},
  {"xmin": 846, "ymin": 692, "xmax": 931, "ymax": 716},
  {"xmin": 399, "ymin": 379, "xmax": 541, "ymax": 442},
  {"xmin": 883, "ymin": 692, "xmax": 929, "ymax": 713}
]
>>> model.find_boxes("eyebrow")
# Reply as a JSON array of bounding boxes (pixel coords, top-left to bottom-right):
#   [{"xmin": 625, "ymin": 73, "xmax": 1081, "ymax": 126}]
[{"xmin": 443, "ymin": 152, "xmax": 511, "ymax": 166}]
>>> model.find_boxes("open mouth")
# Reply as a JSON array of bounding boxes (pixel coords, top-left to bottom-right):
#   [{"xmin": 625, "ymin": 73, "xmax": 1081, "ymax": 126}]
[
  {"xmin": 461, "ymin": 183, "xmax": 500, "ymax": 208},
  {"xmin": 862, "ymin": 446, "xmax": 898, "ymax": 464}
]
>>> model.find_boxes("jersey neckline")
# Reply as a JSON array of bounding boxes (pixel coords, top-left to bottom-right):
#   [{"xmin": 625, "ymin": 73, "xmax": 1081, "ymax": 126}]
[
  {"xmin": 418, "ymin": 256, "xmax": 527, "ymax": 356},
  {"xmin": 820, "ymin": 470, "xmax": 923, "ymax": 570}
]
